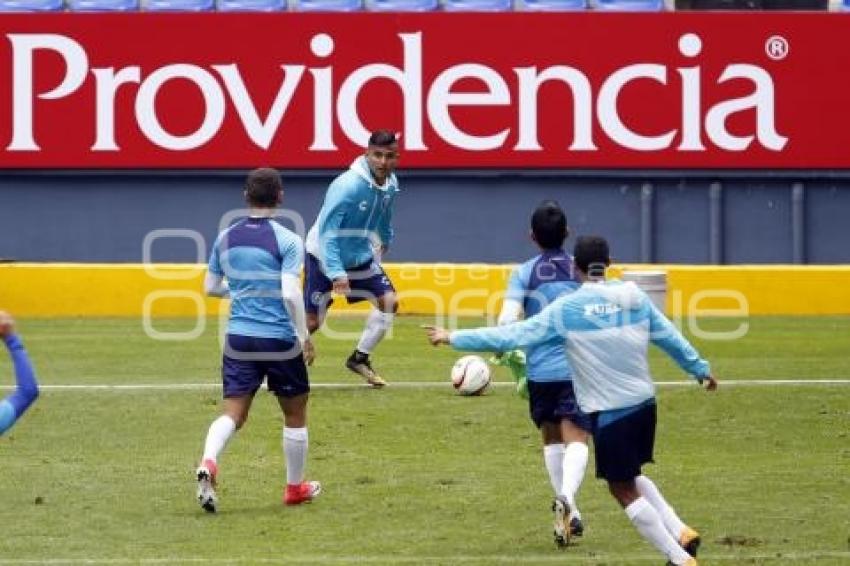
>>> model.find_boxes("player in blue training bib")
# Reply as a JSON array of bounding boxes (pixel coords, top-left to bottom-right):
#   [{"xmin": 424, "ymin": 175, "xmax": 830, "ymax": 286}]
[
  {"xmin": 195, "ymin": 168, "xmax": 321, "ymax": 513},
  {"xmin": 495, "ymin": 201, "xmax": 590, "ymax": 547},
  {"xmin": 0, "ymin": 311, "xmax": 39, "ymax": 437},
  {"xmin": 426, "ymin": 236, "xmax": 717, "ymax": 566},
  {"xmin": 303, "ymin": 129, "xmax": 400, "ymax": 387}
]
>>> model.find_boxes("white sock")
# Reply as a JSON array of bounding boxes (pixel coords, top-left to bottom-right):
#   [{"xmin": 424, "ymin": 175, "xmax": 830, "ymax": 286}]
[
  {"xmin": 283, "ymin": 427, "xmax": 308, "ymax": 486},
  {"xmin": 636, "ymin": 475, "xmax": 688, "ymax": 540},
  {"xmin": 356, "ymin": 310, "xmax": 394, "ymax": 354},
  {"xmin": 561, "ymin": 442, "xmax": 589, "ymax": 519},
  {"xmin": 543, "ymin": 443, "xmax": 565, "ymax": 497},
  {"xmin": 202, "ymin": 415, "xmax": 237, "ymax": 463},
  {"xmin": 625, "ymin": 497, "xmax": 692, "ymax": 565}
]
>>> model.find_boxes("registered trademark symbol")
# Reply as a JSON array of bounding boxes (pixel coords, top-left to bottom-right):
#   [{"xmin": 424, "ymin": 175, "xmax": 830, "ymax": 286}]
[{"xmin": 765, "ymin": 36, "xmax": 789, "ymax": 60}]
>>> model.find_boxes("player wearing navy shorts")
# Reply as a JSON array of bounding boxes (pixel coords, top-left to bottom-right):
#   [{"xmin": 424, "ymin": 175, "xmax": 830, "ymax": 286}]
[
  {"xmin": 497, "ymin": 201, "xmax": 590, "ymax": 547},
  {"xmin": 304, "ymin": 130, "xmax": 400, "ymax": 387},
  {"xmin": 426, "ymin": 236, "xmax": 716, "ymax": 566},
  {"xmin": 195, "ymin": 168, "xmax": 320, "ymax": 512},
  {"xmin": 0, "ymin": 311, "xmax": 39, "ymax": 437}
]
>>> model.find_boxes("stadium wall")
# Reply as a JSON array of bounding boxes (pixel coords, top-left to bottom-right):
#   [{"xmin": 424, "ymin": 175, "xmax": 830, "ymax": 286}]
[
  {"xmin": 2, "ymin": 171, "xmax": 850, "ymax": 264},
  {"xmin": 2, "ymin": 262, "xmax": 849, "ymax": 318}
]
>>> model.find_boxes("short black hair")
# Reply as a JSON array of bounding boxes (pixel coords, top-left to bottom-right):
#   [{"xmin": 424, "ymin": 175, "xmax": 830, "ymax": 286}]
[
  {"xmin": 368, "ymin": 129, "xmax": 398, "ymax": 147},
  {"xmin": 244, "ymin": 168, "xmax": 282, "ymax": 208},
  {"xmin": 573, "ymin": 236, "xmax": 610, "ymax": 277},
  {"xmin": 531, "ymin": 200, "xmax": 567, "ymax": 249}
]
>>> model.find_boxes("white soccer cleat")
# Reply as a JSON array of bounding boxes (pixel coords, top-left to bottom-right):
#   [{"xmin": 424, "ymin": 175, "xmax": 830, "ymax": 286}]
[
  {"xmin": 196, "ymin": 459, "xmax": 218, "ymax": 513},
  {"xmin": 552, "ymin": 496, "xmax": 571, "ymax": 548}
]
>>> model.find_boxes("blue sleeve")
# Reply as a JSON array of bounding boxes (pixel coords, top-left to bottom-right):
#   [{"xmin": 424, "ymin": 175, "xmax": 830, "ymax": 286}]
[
  {"xmin": 280, "ymin": 234, "xmax": 304, "ymax": 276},
  {"xmin": 504, "ymin": 266, "xmax": 527, "ymax": 302},
  {"xmin": 451, "ymin": 303, "xmax": 563, "ymax": 352},
  {"xmin": 647, "ymin": 301, "xmax": 711, "ymax": 380},
  {"xmin": 1, "ymin": 334, "xmax": 39, "ymax": 435},
  {"xmin": 377, "ymin": 194, "xmax": 395, "ymax": 248},
  {"xmin": 208, "ymin": 233, "xmax": 224, "ymax": 276},
  {"xmin": 318, "ymin": 181, "xmax": 351, "ymax": 281},
  {"xmin": 0, "ymin": 401, "xmax": 15, "ymax": 436}
]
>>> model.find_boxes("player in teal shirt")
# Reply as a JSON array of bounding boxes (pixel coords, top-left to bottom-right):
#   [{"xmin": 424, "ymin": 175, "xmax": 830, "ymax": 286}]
[
  {"xmin": 196, "ymin": 169, "xmax": 320, "ymax": 513},
  {"xmin": 495, "ymin": 201, "xmax": 589, "ymax": 547}
]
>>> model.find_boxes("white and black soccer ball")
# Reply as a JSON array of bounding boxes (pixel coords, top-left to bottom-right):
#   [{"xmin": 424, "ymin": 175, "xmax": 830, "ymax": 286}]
[{"xmin": 450, "ymin": 355, "xmax": 491, "ymax": 396}]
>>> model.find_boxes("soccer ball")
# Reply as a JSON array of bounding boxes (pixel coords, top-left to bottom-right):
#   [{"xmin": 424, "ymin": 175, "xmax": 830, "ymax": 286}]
[{"xmin": 451, "ymin": 355, "xmax": 491, "ymax": 396}]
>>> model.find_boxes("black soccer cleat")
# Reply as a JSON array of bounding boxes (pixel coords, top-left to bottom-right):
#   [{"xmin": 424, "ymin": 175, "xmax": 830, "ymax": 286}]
[
  {"xmin": 345, "ymin": 351, "xmax": 387, "ymax": 387},
  {"xmin": 569, "ymin": 516, "xmax": 584, "ymax": 537},
  {"xmin": 680, "ymin": 527, "xmax": 701, "ymax": 557}
]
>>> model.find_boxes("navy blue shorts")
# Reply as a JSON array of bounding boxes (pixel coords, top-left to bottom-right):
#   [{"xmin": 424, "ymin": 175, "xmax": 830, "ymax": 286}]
[
  {"xmin": 591, "ymin": 401, "xmax": 657, "ymax": 482},
  {"xmin": 222, "ymin": 334, "xmax": 309, "ymax": 399},
  {"xmin": 303, "ymin": 253, "xmax": 396, "ymax": 315},
  {"xmin": 527, "ymin": 380, "xmax": 592, "ymax": 431}
]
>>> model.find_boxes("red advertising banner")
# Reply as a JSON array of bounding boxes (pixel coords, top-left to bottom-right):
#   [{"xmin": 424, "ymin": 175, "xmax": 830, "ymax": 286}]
[{"xmin": 0, "ymin": 13, "xmax": 847, "ymax": 169}]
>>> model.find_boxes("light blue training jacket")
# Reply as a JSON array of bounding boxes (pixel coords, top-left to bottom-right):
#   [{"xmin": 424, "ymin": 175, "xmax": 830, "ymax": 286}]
[
  {"xmin": 452, "ymin": 280, "xmax": 710, "ymax": 414},
  {"xmin": 306, "ymin": 157, "xmax": 399, "ymax": 281}
]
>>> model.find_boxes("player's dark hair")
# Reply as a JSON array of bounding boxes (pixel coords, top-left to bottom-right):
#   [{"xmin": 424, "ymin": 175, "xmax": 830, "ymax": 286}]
[
  {"xmin": 368, "ymin": 129, "xmax": 398, "ymax": 147},
  {"xmin": 531, "ymin": 200, "xmax": 568, "ymax": 249},
  {"xmin": 244, "ymin": 168, "xmax": 282, "ymax": 208},
  {"xmin": 573, "ymin": 236, "xmax": 610, "ymax": 278}
]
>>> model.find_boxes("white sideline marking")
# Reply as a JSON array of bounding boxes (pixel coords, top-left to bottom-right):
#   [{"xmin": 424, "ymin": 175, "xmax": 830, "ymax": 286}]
[
  {"xmin": 1, "ymin": 552, "xmax": 849, "ymax": 564},
  {"xmin": 1, "ymin": 378, "xmax": 849, "ymax": 391}
]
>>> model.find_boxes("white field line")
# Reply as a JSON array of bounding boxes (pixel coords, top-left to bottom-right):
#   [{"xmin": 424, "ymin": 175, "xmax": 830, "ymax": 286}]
[
  {"xmin": 1, "ymin": 552, "xmax": 849, "ymax": 564},
  {"xmin": 0, "ymin": 379, "xmax": 849, "ymax": 392}
]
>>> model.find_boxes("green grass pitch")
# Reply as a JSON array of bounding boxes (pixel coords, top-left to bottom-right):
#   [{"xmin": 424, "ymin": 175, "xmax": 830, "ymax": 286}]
[{"xmin": 0, "ymin": 316, "xmax": 848, "ymax": 564}]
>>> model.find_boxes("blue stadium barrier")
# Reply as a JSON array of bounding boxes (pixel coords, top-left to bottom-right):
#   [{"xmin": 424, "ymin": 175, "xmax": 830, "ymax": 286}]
[
  {"xmin": 595, "ymin": 0, "xmax": 663, "ymax": 9},
  {"xmin": 443, "ymin": 0, "xmax": 512, "ymax": 10},
  {"xmin": 216, "ymin": 0, "xmax": 284, "ymax": 9},
  {"xmin": 293, "ymin": 0, "xmax": 363, "ymax": 9},
  {"xmin": 68, "ymin": 0, "xmax": 138, "ymax": 8},
  {"xmin": 366, "ymin": 0, "xmax": 437, "ymax": 10},
  {"xmin": 520, "ymin": 0, "xmax": 586, "ymax": 9},
  {"xmin": 143, "ymin": 0, "xmax": 214, "ymax": 9},
  {"xmin": 0, "ymin": 0, "xmax": 63, "ymax": 10}
]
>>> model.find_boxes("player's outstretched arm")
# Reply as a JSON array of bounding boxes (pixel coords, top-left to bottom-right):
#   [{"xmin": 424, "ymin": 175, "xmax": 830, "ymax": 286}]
[
  {"xmin": 424, "ymin": 326, "xmax": 451, "ymax": 346},
  {"xmin": 424, "ymin": 306, "xmax": 560, "ymax": 352},
  {"xmin": 0, "ymin": 311, "xmax": 40, "ymax": 436},
  {"xmin": 646, "ymin": 301, "xmax": 713, "ymax": 384}
]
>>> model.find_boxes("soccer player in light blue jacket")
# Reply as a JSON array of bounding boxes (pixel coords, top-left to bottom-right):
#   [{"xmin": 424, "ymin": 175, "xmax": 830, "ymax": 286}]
[
  {"xmin": 0, "ymin": 311, "xmax": 39, "ymax": 437},
  {"xmin": 304, "ymin": 130, "xmax": 400, "ymax": 387},
  {"xmin": 496, "ymin": 201, "xmax": 590, "ymax": 547},
  {"xmin": 426, "ymin": 236, "xmax": 716, "ymax": 566}
]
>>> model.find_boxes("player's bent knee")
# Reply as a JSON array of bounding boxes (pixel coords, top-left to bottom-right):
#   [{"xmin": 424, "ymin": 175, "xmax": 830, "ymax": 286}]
[
  {"xmin": 282, "ymin": 406, "xmax": 307, "ymax": 428},
  {"xmin": 608, "ymin": 480, "xmax": 640, "ymax": 507},
  {"xmin": 540, "ymin": 422, "xmax": 563, "ymax": 445},
  {"xmin": 378, "ymin": 293, "xmax": 399, "ymax": 314}
]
